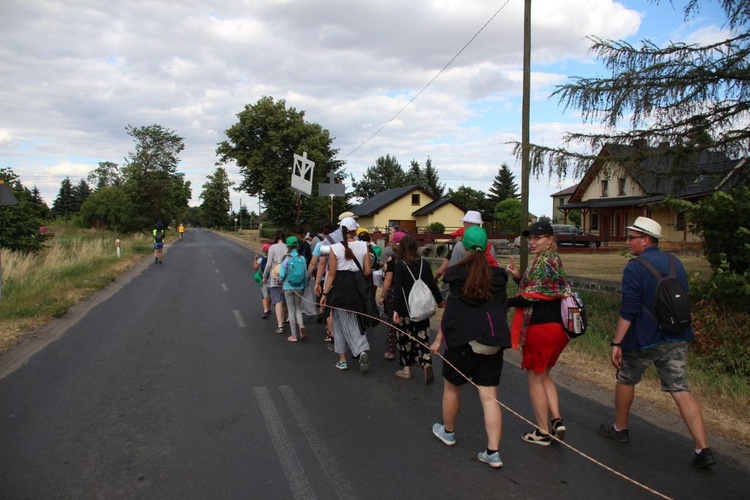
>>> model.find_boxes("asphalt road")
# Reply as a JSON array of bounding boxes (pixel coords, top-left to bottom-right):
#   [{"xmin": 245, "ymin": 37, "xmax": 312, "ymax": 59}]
[{"xmin": 0, "ymin": 229, "xmax": 747, "ymax": 499}]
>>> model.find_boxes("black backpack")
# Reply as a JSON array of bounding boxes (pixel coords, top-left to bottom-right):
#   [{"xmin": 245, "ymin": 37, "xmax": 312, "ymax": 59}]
[
  {"xmin": 635, "ymin": 255, "xmax": 691, "ymax": 335},
  {"xmin": 154, "ymin": 229, "xmax": 165, "ymax": 243}
]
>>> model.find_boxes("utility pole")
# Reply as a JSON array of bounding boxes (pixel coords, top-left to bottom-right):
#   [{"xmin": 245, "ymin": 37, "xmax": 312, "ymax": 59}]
[{"xmin": 520, "ymin": 0, "xmax": 532, "ymax": 272}]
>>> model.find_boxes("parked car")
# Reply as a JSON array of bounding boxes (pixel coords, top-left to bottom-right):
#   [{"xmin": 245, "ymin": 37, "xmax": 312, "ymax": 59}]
[{"xmin": 551, "ymin": 224, "xmax": 601, "ymax": 248}]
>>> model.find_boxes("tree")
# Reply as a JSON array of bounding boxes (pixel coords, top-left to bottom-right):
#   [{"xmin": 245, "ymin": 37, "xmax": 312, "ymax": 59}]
[
  {"xmin": 447, "ymin": 185, "xmax": 494, "ymax": 221},
  {"xmin": 216, "ymin": 96, "xmax": 345, "ymax": 227},
  {"xmin": 352, "ymin": 154, "xmax": 407, "ymax": 200},
  {"xmin": 405, "ymin": 157, "xmax": 446, "ymax": 198},
  {"xmin": 87, "ymin": 161, "xmax": 123, "ymax": 190},
  {"xmin": 488, "ymin": 164, "xmax": 519, "ymax": 204},
  {"xmin": 121, "ymin": 124, "xmax": 186, "ymax": 228},
  {"xmin": 519, "ymin": 0, "xmax": 750, "ymax": 180},
  {"xmin": 78, "ymin": 186, "xmax": 138, "ymax": 232},
  {"xmin": 72, "ymin": 179, "xmax": 92, "ymax": 213},
  {"xmin": 200, "ymin": 167, "xmax": 233, "ymax": 228},
  {"xmin": 0, "ymin": 168, "xmax": 44, "ymax": 252},
  {"xmin": 51, "ymin": 177, "xmax": 76, "ymax": 218},
  {"xmin": 494, "ymin": 198, "xmax": 522, "ymax": 237},
  {"xmin": 29, "ymin": 186, "xmax": 51, "ymax": 220}
]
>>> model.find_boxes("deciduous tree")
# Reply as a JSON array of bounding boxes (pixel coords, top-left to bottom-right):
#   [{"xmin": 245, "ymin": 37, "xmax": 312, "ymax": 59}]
[
  {"xmin": 352, "ymin": 154, "xmax": 407, "ymax": 200},
  {"xmin": 216, "ymin": 96, "xmax": 345, "ymax": 227}
]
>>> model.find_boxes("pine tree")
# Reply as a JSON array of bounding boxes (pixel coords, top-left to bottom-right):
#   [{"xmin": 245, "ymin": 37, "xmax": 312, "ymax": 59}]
[
  {"xmin": 51, "ymin": 177, "xmax": 76, "ymax": 218},
  {"xmin": 488, "ymin": 164, "xmax": 519, "ymax": 204},
  {"xmin": 521, "ymin": 0, "xmax": 750, "ymax": 179}
]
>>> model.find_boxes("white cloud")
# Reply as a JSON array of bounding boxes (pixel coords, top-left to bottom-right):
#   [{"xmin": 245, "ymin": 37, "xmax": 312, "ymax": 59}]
[{"xmin": 0, "ymin": 0, "xmax": 720, "ymax": 220}]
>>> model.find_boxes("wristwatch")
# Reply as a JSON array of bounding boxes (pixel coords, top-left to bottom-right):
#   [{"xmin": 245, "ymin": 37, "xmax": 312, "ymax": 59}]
[{"xmin": 610, "ymin": 341, "xmax": 622, "ymax": 347}]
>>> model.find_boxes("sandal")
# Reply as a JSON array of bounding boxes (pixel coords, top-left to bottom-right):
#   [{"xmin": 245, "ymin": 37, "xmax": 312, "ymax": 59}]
[
  {"xmin": 395, "ymin": 368, "xmax": 412, "ymax": 379},
  {"xmin": 275, "ymin": 326, "xmax": 284, "ymax": 334},
  {"xmin": 299, "ymin": 327, "xmax": 307, "ymax": 340}
]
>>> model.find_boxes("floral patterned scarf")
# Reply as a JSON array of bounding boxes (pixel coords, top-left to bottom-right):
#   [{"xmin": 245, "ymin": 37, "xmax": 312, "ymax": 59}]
[{"xmin": 511, "ymin": 250, "xmax": 571, "ymax": 348}]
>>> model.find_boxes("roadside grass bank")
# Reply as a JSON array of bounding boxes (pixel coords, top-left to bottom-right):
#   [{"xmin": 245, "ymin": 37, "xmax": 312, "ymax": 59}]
[{"xmin": 0, "ymin": 223, "xmax": 152, "ymax": 351}]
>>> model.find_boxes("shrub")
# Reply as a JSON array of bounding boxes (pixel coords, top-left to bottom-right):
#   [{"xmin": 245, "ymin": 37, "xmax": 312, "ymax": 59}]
[{"xmin": 427, "ymin": 222, "xmax": 445, "ymax": 234}]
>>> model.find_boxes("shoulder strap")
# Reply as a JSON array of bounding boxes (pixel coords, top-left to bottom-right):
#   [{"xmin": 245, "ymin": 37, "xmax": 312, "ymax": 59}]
[{"xmin": 634, "ymin": 256, "xmax": 662, "ymax": 280}]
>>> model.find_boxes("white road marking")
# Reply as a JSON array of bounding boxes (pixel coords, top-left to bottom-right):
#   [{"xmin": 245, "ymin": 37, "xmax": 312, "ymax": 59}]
[
  {"xmin": 221, "ymin": 283, "xmax": 228, "ymax": 292},
  {"xmin": 233, "ymin": 310, "xmax": 246, "ymax": 328},
  {"xmin": 280, "ymin": 386, "xmax": 358, "ymax": 500},
  {"xmin": 253, "ymin": 387, "xmax": 316, "ymax": 500}
]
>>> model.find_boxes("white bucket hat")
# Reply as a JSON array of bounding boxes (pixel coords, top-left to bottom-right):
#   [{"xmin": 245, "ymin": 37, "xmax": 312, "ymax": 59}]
[
  {"xmin": 626, "ymin": 216, "xmax": 663, "ymax": 240},
  {"xmin": 460, "ymin": 210, "xmax": 483, "ymax": 225},
  {"xmin": 338, "ymin": 211, "xmax": 357, "ymax": 221}
]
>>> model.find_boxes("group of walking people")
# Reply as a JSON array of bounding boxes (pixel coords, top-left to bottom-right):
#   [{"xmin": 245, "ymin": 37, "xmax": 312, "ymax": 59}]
[{"xmin": 254, "ymin": 211, "xmax": 715, "ymax": 471}]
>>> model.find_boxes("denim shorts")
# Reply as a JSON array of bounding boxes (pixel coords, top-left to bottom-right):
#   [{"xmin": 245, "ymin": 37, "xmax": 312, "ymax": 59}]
[{"xmin": 617, "ymin": 341, "xmax": 691, "ymax": 392}]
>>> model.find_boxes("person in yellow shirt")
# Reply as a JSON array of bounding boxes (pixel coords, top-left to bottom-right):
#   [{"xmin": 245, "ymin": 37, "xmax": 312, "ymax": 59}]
[{"xmin": 178, "ymin": 223, "xmax": 185, "ymax": 241}]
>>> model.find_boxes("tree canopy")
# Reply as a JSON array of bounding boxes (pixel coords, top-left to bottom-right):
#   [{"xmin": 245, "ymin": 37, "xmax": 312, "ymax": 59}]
[
  {"xmin": 216, "ymin": 96, "xmax": 346, "ymax": 227},
  {"xmin": 352, "ymin": 154, "xmax": 407, "ymax": 200},
  {"xmin": 520, "ymin": 0, "xmax": 750, "ymax": 180}
]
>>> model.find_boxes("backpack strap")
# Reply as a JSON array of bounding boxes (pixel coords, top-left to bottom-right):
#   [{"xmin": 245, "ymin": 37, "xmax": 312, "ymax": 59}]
[{"xmin": 633, "ymin": 256, "xmax": 666, "ymax": 328}]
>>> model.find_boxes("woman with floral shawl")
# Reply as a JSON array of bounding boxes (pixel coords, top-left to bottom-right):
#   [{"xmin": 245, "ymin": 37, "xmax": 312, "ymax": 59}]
[{"xmin": 507, "ymin": 221, "xmax": 571, "ymax": 447}]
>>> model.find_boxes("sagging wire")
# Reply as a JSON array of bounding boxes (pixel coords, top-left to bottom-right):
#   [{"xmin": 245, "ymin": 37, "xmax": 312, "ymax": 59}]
[{"xmin": 342, "ymin": 0, "xmax": 512, "ymax": 160}]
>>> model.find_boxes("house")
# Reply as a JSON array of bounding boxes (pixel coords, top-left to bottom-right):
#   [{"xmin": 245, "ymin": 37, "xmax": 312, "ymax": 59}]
[
  {"xmin": 556, "ymin": 143, "xmax": 747, "ymax": 246},
  {"xmin": 350, "ymin": 185, "xmax": 466, "ymax": 235},
  {"xmin": 550, "ymin": 185, "xmax": 578, "ymax": 223}
]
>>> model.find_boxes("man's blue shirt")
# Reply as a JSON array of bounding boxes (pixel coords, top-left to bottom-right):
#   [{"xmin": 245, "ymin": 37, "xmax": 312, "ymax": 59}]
[{"xmin": 619, "ymin": 246, "xmax": 694, "ymax": 351}]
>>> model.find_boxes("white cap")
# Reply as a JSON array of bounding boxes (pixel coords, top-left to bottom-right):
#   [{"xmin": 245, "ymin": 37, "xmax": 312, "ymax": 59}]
[
  {"xmin": 460, "ymin": 210, "xmax": 483, "ymax": 225},
  {"xmin": 626, "ymin": 216, "xmax": 663, "ymax": 239},
  {"xmin": 340, "ymin": 216, "xmax": 359, "ymax": 232}
]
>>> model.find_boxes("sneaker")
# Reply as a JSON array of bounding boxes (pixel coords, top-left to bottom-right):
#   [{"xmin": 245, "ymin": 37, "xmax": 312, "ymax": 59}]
[
  {"xmin": 693, "ymin": 448, "xmax": 717, "ymax": 469},
  {"xmin": 155, "ymin": 257, "xmax": 159, "ymax": 264},
  {"xmin": 299, "ymin": 327, "xmax": 307, "ymax": 340},
  {"xmin": 477, "ymin": 450, "xmax": 503, "ymax": 468},
  {"xmin": 359, "ymin": 352, "xmax": 370, "ymax": 373},
  {"xmin": 383, "ymin": 352, "xmax": 396, "ymax": 360},
  {"xmin": 287, "ymin": 335, "xmax": 298, "ymax": 342},
  {"xmin": 432, "ymin": 423, "xmax": 456, "ymax": 446},
  {"xmin": 424, "ymin": 365, "xmax": 434, "ymax": 385},
  {"xmin": 275, "ymin": 327, "xmax": 284, "ymax": 334},
  {"xmin": 598, "ymin": 423, "xmax": 629, "ymax": 443},
  {"xmin": 262, "ymin": 310, "xmax": 270, "ymax": 319},
  {"xmin": 551, "ymin": 418, "xmax": 566, "ymax": 441},
  {"xmin": 335, "ymin": 360, "xmax": 349, "ymax": 370},
  {"xmin": 522, "ymin": 428, "xmax": 551, "ymax": 447}
]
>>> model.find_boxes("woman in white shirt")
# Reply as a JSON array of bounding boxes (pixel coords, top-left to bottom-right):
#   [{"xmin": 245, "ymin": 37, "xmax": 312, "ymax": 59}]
[{"xmin": 321, "ymin": 217, "xmax": 372, "ymax": 373}]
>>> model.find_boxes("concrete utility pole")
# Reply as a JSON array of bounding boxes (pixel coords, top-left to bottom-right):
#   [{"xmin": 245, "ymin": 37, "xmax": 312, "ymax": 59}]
[{"xmin": 520, "ymin": 0, "xmax": 532, "ymax": 272}]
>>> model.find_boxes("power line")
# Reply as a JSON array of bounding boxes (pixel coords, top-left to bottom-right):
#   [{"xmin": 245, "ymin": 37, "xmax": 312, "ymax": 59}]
[{"xmin": 342, "ymin": 0, "xmax": 511, "ymax": 160}]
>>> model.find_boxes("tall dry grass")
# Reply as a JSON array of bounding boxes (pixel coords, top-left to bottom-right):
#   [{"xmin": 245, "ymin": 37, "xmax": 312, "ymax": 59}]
[{"xmin": 0, "ymin": 228, "xmax": 152, "ymax": 351}]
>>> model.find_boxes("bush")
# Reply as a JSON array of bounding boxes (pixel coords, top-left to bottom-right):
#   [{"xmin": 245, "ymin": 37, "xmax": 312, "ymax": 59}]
[
  {"xmin": 427, "ymin": 222, "xmax": 445, "ymax": 234},
  {"xmin": 690, "ymin": 299, "xmax": 750, "ymax": 378},
  {"xmin": 690, "ymin": 260, "xmax": 750, "ymax": 312}
]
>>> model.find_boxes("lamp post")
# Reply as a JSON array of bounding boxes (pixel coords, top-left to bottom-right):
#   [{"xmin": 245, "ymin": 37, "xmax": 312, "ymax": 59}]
[{"xmin": 0, "ymin": 179, "xmax": 20, "ymax": 302}]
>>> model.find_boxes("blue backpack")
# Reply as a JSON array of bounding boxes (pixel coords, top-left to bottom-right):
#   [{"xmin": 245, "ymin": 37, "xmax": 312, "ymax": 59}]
[{"xmin": 284, "ymin": 255, "xmax": 307, "ymax": 288}]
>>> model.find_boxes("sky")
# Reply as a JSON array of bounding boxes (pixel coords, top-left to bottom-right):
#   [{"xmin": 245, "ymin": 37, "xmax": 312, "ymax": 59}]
[{"xmin": 0, "ymin": 0, "xmax": 731, "ymax": 220}]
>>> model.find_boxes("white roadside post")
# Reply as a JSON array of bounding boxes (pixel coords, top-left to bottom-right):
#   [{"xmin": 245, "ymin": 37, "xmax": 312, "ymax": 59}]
[{"xmin": 116, "ymin": 239, "xmax": 121, "ymax": 258}]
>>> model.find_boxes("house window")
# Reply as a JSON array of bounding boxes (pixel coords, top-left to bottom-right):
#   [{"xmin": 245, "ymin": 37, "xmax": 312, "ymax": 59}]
[
  {"xmin": 601, "ymin": 180, "xmax": 609, "ymax": 197},
  {"xmin": 676, "ymin": 212, "xmax": 686, "ymax": 231},
  {"xmin": 618, "ymin": 178, "xmax": 626, "ymax": 196},
  {"xmin": 411, "ymin": 193, "xmax": 420, "ymax": 205},
  {"xmin": 591, "ymin": 213, "xmax": 600, "ymax": 230}
]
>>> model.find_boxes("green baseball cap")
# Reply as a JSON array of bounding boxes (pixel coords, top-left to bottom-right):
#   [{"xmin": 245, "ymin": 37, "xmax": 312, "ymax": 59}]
[
  {"xmin": 462, "ymin": 226, "xmax": 488, "ymax": 252},
  {"xmin": 285, "ymin": 236, "xmax": 298, "ymax": 247}
]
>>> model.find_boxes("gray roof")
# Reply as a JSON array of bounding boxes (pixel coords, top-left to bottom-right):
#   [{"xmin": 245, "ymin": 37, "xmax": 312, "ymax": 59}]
[
  {"xmin": 412, "ymin": 197, "xmax": 459, "ymax": 216},
  {"xmin": 351, "ymin": 185, "xmax": 426, "ymax": 217}
]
